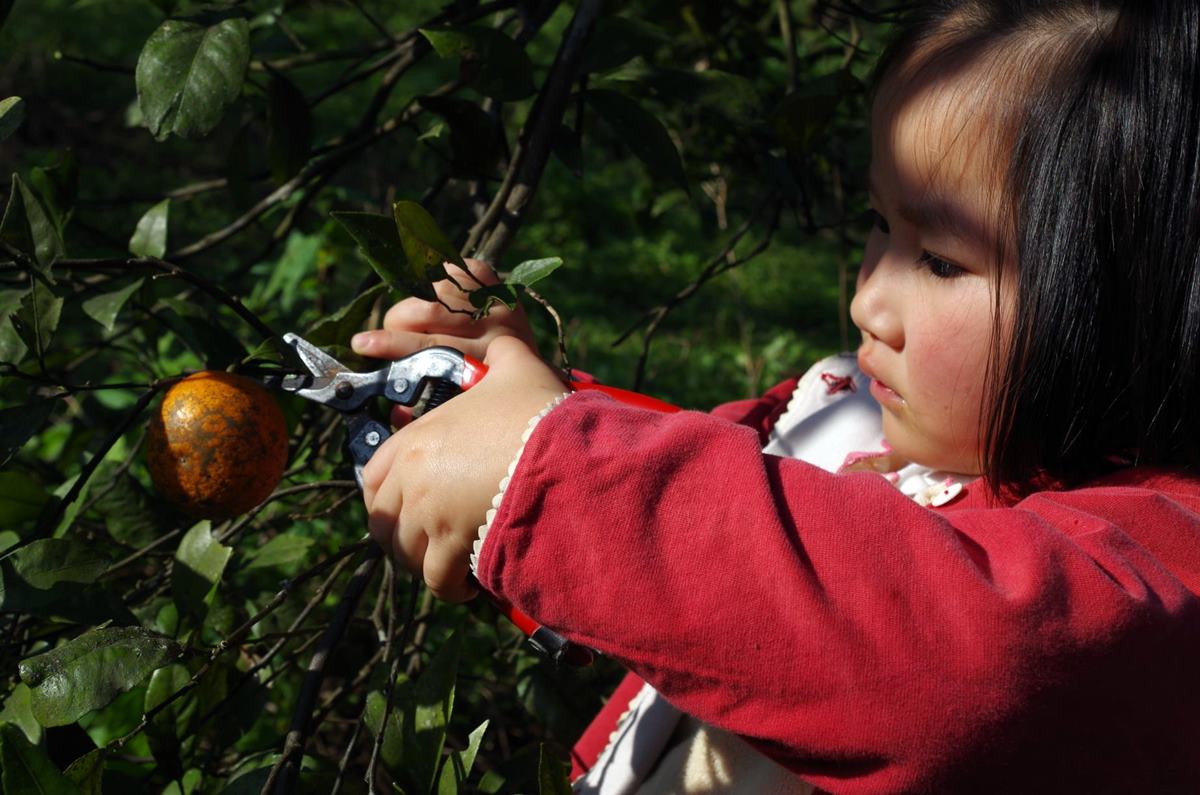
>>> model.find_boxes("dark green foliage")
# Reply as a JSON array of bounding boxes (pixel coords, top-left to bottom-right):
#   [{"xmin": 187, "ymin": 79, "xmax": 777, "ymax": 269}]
[{"xmin": 0, "ymin": 0, "xmax": 891, "ymax": 791}]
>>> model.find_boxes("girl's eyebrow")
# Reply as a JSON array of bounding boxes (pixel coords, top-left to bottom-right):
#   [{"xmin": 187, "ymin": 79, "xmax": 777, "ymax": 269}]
[{"xmin": 869, "ymin": 174, "xmax": 992, "ymax": 246}]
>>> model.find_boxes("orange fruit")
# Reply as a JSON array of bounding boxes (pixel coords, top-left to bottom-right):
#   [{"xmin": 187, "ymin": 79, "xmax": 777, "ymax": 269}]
[{"xmin": 147, "ymin": 371, "xmax": 289, "ymax": 519}]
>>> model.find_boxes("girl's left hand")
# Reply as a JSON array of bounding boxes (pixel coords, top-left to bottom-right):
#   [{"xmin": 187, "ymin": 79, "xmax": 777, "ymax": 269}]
[{"xmin": 360, "ymin": 336, "xmax": 569, "ymax": 602}]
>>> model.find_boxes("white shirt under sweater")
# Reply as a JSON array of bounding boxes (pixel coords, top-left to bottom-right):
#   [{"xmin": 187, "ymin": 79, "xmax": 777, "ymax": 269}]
[{"xmin": 574, "ymin": 354, "xmax": 971, "ymax": 795}]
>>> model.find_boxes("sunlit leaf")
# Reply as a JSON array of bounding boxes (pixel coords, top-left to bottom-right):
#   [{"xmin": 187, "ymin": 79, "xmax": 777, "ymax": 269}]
[
  {"xmin": 0, "ymin": 96, "xmax": 25, "ymax": 142},
  {"xmin": 0, "ymin": 683, "xmax": 41, "ymax": 744},
  {"xmin": 0, "ymin": 723, "xmax": 79, "ymax": 795},
  {"xmin": 584, "ymin": 89, "xmax": 687, "ymax": 191},
  {"xmin": 82, "ymin": 278, "xmax": 144, "ymax": 332},
  {"xmin": 364, "ymin": 632, "xmax": 463, "ymax": 794},
  {"xmin": 129, "ymin": 199, "xmax": 169, "ymax": 258},
  {"xmin": 409, "ymin": 631, "xmax": 462, "ymax": 795},
  {"xmin": 421, "ymin": 26, "xmax": 535, "ymax": 101},
  {"xmin": 173, "ymin": 521, "xmax": 231, "ymax": 620},
  {"xmin": 242, "ymin": 534, "xmax": 313, "ymax": 571},
  {"xmin": 0, "ymin": 399, "xmax": 55, "ymax": 467},
  {"xmin": 330, "ymin": 211, "xmax": 433, "ymax": 301},
  {"xmin": 304, "ymin": 282, "xmax": 387, "ymax": 347},
  {"xmin": 392, "ymin": 200, "xmax": 464, "ymax": 285},
  {"xmin": 136, "ymin": 11, "xmax": 250, "ymax": 140},
  {"xmin": 436, "ymin": 719, "xmax": 489, "ymax": 795},
  {"xmin": 267, "ymin": 74, "xmax": 312, "ymax": 184},
  {"xmin": 19, "ymin": 626, "xmax": 183, "ymax": 727},
  {"xmin": 508, "ymin": 257, "xmax": 563, "ymax": 288}
]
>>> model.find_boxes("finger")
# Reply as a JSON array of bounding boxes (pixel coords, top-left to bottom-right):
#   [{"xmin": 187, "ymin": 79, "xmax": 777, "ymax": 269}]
[
  {"xmin": 422, "ymin": 541, "xmax": 478, "ymax": 603},
  {"xmin": 361, "ymin": 431, "xmax": 403, "ymax": 505},
  {"xmin": 351, "ymin": 328, "xmax": 489, "ymax": 361},
  {"xmin": 382, "ymin": 296, "xmax": 476, "ymax": 335}
]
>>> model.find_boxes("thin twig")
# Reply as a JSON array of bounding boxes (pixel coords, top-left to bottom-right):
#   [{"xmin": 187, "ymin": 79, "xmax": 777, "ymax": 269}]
[{"xmin": 266, "ymin": 547, "xmax": 383, "ymax": 795}]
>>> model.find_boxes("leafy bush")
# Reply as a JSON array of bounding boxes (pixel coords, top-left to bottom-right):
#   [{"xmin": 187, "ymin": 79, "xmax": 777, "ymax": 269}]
[{"xmin": 0, "ymin": 1, "xmax": 892, "ymax": 792}]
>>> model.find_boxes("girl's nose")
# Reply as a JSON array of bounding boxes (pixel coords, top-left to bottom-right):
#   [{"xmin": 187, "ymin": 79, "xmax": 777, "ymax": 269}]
[{"xmin": 850, "ymin": 249, "xmax": 904, "ymax": 349}]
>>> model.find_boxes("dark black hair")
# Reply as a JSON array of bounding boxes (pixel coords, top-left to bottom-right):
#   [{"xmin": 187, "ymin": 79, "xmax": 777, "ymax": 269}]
[{"xmin": 875, "ymin": 0, "xmax": 1200, "ymax": 496}]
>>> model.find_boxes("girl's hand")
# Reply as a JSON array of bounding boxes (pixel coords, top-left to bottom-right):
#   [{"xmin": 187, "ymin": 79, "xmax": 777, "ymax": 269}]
[
  {"xmin": 351, "ymin": 258, "xmax": 537, "ymax": 364},
  {"xmin": 360, "ymin": 336, "xmax": 569, "ymax": 602}
]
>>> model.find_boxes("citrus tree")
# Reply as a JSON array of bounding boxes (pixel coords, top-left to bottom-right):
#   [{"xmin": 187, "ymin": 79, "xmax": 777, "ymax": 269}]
[{"xmin": 0, "ymin": 1, "xmax": 895, "ymax": 792}]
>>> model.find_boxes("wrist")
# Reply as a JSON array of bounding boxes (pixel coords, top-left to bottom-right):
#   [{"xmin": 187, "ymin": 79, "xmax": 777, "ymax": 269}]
[{"xmin": 470, "ymin": 391, "xmax": 572, "ymax": 573}]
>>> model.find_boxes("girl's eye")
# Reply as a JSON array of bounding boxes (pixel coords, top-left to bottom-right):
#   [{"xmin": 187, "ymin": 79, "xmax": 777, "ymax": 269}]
[
  {"xmin": 868, "ymin": 209, "xmax": 890, "ymax": 234},
  {"xmin": 918, "ymin": 251, "xmax": 963, "ymax": 279}
]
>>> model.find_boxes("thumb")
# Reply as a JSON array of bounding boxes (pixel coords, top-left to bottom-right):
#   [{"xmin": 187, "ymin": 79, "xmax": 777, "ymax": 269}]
[{"xmin": 480, "ymin": 335, "xmax": 571, "ymax": 395}]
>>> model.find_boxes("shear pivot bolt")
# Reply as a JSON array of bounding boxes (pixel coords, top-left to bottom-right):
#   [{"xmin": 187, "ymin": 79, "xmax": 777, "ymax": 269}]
[
  {"xmin": 365, "ymin": 431, "xmax": 381, "ymax": 446},
  {"xmin": 335, "ymin": 383, "xmax": 354, "ymax": 399},
  {"xmin": 393, "ymin": 378, "xmax": 409, "ymax": 393}
]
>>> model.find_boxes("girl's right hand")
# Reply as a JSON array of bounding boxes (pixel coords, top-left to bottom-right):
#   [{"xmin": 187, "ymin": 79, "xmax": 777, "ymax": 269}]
[{"xmin": 350, "ymin": 258, "xmax": 537, "ymax": 364}]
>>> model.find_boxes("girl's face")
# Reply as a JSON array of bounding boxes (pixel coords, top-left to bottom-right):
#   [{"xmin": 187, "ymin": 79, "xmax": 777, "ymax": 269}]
[{"xmin": 851, "ymin": 70, "xmax": 1013, "ymax": 475}]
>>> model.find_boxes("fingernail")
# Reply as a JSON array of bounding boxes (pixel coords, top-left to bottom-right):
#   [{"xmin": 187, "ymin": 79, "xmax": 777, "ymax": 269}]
[{"xmin": 351, "ymin": 332, "xmax": 371, "ymax": 352}]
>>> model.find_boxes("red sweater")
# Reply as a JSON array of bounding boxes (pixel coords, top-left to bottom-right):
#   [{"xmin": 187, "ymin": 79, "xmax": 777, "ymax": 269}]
[{"xmin": 474, "ymin": 388, "xmax": 1200, "ymax": 794}]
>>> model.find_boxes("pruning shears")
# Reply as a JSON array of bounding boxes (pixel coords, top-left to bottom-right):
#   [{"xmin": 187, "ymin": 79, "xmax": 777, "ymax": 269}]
[{"xmin": 267, "ymin": 332, "xmax": 678, "ymax": 666}]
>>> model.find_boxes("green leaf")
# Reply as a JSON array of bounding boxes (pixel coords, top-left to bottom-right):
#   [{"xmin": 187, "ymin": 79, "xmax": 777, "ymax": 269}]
[
  {"xmin": 0, "ymin": 538, "xmax": 134, "ymax": 625},
  {"xmin": 136, "ymin": 12, "xmax": 251, "ymax": 140},
  {"xmin": 173, "ymin": 521, "xmax": 232, "ymax": 620},
  {"xmin": 19, "ymin": 626, "xmax": 183, "ymax": 727},
  {"xmin": 537, "ymin": 744, "xmax": 571, "ymax": 795},
  {"xmin": 508, "ymin": 257, "xmax": 563, "ymax": 288},
  {"xmin": 584, "ymin": 89, "xmax": 687, "ymax": 191},
  {"xmin": 29, "ymin": 151, "xmax": 77, "ymax": 233},
  {"xmin": 242, "ymin": 534, "xmax": 313, "ymax": 571},
  {"xmin": 771, "ymin": 71, "xmax": 860, "ymax": 157},
  {"xmin": 0, "ymin": 723, "xmax": 80, "ymax": 795},
  {"xmin": 0, "ymin": 471, "xmax": 49, "ymax": 525},
  {"xmin": 15, "ymin": 173, "xmax": 66, "ymax": 268},
  {"xmin": 64, "ymin": 748, "xmax": 106, "ymax": 795},
  {"xmin": 0, "ymin": 683, "xmax": 42, "ymax": 744},
  {"xmin": 582, "ymin": 17, "xmax": 668, "ymax": 74},
  {"xmin": 0, "ymin": 288, "xmax": 27, "ymax": 364},
  {"xmin": 417, "ymin": 96, "xmax": 505, "ymax": 180},
  {"xmin": 420, "ymin": 26, "xmax": 535, "ymax": 101},
  {"xmin": 129, "ymin": 199, "xmax": 169, "ymax": 258},
  {"xmin": 92, "ymin": 467, "xmax": 172, "ymax": 547},
  {"xmin": 363, "ymin": 632, "xmax": 463, "ymax": 794},
  {"xmin": 392, "ymin": 200, "xmax": 464, "ymax": 286},
  {"xmin": 0, "ymin": 175, "xmax": 35, "ymax": 266},
  {"xmin": 303, "ymin": 282, "xmax": 387, "ymax": 347},
  {"xmin": 436, "ymin": 719, "xmax": 488, "ymax": 795},
  {"xmin": 330, "ymin": 211, "xmax": 433, "ymax": 301},
  {"xmin": 82, "ymin": 278, "xmax": 144, "ymax": 332},
  {"xmin": 12, "ymin": 280, "xmax": 64, "ymax": 360},
  {"xmin": 267, "ymin": 75, "xmax": 312, "ymax": 184},
  {"xmin": 0, "ymin": 96, "xmax": 25, "ymax": 142},
  {"xmin": 409, "ymin": 631, "xmax": 462, "ymax": 795}
]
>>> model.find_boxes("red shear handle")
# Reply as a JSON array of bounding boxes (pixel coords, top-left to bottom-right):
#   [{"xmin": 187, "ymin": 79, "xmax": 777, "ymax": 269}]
[{"xmin": 460, "ymin": 355, "xmax": 681, "ymax": 414}]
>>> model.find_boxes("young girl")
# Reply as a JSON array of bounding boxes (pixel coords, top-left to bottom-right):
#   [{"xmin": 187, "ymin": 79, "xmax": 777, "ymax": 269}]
[{"xmin": 350, "ymin": 1, "xmax": 1200, "ymax": 791}]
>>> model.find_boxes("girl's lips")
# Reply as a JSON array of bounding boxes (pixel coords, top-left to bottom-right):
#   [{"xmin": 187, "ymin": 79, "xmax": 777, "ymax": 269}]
[{"xmin": 869, "ymin": 377, "xmax": 904, "ymax": 406}]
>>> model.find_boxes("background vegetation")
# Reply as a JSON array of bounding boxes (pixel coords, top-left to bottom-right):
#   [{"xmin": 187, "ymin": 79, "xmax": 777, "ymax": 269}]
[{"xmin": 0, "ymin": 1, "xmax": 896, "ymax": 792}]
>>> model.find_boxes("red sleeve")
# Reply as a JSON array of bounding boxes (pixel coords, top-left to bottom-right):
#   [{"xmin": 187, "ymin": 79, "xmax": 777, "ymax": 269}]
[
  {"xmin": 708, "ymin": 376, "xmax": 800, "ymax": 442},
  {"xmin": 475, "ymin": 391, "xmax": 1200, "ymax": 794}
]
